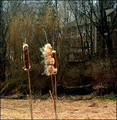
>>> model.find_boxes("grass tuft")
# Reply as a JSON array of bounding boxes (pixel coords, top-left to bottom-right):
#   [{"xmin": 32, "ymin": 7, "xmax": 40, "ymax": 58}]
[{"xmin": 101, "ymin": 93, "xmax": 116, "ymax": 101}]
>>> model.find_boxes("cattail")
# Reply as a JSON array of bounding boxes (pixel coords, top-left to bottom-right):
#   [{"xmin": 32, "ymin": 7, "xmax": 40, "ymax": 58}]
[
  {"xmin": 40, "ymin": 43, "xmax": 55, "ymax": 76},
  {"xmin": 52, "ymin": 50, "xmax": 57, "ymax": 74},
  {"xmin": 49, "ymin": 57, "xmax": 55, "ymax": 65},
  {"xmin": 52, "ymin": 50, "xmax": 58, "ymax": 105},
  {"xmin": 46, "ymin": 65, "xmax": 54, "ymax": 76},
  {"xmin": 40, "ymin": 43, "xmax": 58, "ymax": 119},
  {"xmin": 41, "ymin": 43, "xmax": 52, "ymax": 58},
  {"xmin": 23, "ymin": 43, "xmax": 33, "ymax": 120},
  {"xmin": 45, "ymin": 56, "xmax": 55, "ymax": 65},
  {"xmin": 23, "ymin": 43, "xmax": 31, "ymax": 70}
]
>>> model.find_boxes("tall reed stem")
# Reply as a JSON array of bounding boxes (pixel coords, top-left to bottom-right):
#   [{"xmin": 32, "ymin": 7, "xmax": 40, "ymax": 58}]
[
  {"xmin": 27, "ymin": 70, "xmax": 33, "ymax": 120},
  {"xmin": 54, "ymin": 75, "xmax": 57, "ymax": 100},
  {"xmin": 51, "ymin": 74, "xmax": 58, "ymax": 119}
]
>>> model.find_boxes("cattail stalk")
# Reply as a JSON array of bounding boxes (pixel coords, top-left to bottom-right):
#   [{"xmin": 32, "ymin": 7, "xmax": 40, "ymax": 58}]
[
  {"xmin": 27, "ymin": 70, "xmax": 33, "ymax": 120},
  {"xmin": 23, "ymin": 44, "xmax": 33, "ymax": 120},
  {"xmin": 54, "ymin": 75, "xmax": 57, "ymax": 100},
  {"xmin": 51, "ymin": 74, "xmax": 58, "ymax": 120}
]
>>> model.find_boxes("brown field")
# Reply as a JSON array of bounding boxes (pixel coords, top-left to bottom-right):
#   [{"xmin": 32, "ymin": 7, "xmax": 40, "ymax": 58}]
[{"xmin": 1, "ymin": 98, "xmax": 116, "ymax": 119}]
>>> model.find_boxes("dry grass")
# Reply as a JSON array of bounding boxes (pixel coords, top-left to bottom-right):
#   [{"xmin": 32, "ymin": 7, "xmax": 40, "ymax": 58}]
[{"xmin": 1, "ymin": 98, "xmax": 116, "ymax": 119}]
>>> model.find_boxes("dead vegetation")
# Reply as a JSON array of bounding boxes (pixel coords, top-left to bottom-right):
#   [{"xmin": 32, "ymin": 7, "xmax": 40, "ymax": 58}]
[{"xmin": 1, "ymin": 98, "xmax": 116, "ymax": 119}]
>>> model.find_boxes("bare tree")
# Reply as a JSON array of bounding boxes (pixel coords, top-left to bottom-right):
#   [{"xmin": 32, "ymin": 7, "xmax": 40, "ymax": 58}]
[
  {"xmin": 67, "ymin": 0, "xmax": 117, "ymax": 56},
  {"xmin": 86, "ymin": 0, "xmax": 117, "ymax": 56},
  {"xmin": 68, "ymin": 1, "xmax": 84, "ymax": 52}
]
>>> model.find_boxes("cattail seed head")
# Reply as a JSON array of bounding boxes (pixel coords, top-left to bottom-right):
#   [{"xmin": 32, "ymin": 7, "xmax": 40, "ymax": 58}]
[
  {"xmin": 23, "ymin": 43, "xmax": 31, "ymax": 70},
  {"xmin": 52, "ymin": 50, "xmax": 57, "ymax": 74},
  {"xmin": 52, "ymin": 50, "xmax": 57, "ymax": 68},
  {"xmin": 41, "ymin": 43, "xmax": 52, "ymax": 57},
  {"xmin": 45, "ymin": 65, "xmax": 54, "ymax": 76},
  {"xmin": 40, "ymin": 43, "xmax": 57, "ymax": 76},
  {"xmin": 50, "ymin": 57, "xmax": 55, "ymax": 65},
  {"xmin": 45, "ymin": 56, "xmax": 55, "ymax": 65}
]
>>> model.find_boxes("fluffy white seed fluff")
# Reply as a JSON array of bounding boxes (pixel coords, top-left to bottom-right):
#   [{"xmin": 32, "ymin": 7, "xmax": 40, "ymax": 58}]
[
  {"xmin": 45, "ymin": 65, "xmax": 54, "ymax": 76},
  {"xmin": 23, "ymin": 43, "xmax": 28, "ymax": 50},
  {"xmin": 53, "ymin": 68, "xmax": 57, "ymax": 74},
  {"xmin": 40, "ymin": 43, "xmax": 57, "ymax": 76}
]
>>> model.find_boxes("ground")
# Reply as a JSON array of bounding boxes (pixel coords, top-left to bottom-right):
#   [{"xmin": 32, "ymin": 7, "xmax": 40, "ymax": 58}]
[{"xmin": 1, "ymin": 98, "xmax": 116, "ymax": 119}]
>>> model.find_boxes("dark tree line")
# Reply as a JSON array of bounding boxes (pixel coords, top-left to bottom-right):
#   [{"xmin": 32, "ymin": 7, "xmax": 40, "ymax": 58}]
[
  {"xmin": 0, "ymin": 0, "xmax": 6, "ymax": 82},
  {"xmin": 0, "ymin": 0, "xmax": 117, "ymax": 95}
]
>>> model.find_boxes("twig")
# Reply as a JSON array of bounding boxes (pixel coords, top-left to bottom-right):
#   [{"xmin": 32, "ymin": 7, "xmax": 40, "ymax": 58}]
[
  {"xmin": 0, "ymin": 83, "xmax": 9, "ymax": 94},
  {"xmin": 43, "ymin": 28, "xmax": 48, "ymax": 43},
  {"xmin": 49, "ymin": 90, "xmax": 53, "ymax": 100}
]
